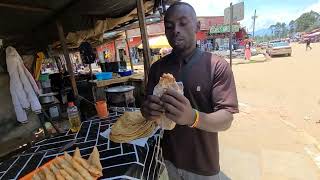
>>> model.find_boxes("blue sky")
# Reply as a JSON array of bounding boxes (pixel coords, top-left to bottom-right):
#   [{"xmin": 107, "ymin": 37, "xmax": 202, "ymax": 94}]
[{"xmin": 183, "ymin": 0, "xmax": 320, "ymax": 31}]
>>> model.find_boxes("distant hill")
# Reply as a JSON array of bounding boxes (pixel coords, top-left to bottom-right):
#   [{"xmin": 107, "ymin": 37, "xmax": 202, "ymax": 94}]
[{"xmin": 252, "ymin": 28, "xmax": 272, "ymax": 36}]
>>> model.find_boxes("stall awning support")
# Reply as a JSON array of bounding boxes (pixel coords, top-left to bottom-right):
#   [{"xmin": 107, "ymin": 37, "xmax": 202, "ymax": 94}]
[
  {"xmin": 56, "ymin": 20, "xmax": 79, "ymax": 100},
  {"xmin": 137, "ymin": 0, "xmax": 151, "ymax": 89},
  {"xmin": 125, "ymin": 30, "xmax": 135, "ymax": 73}
]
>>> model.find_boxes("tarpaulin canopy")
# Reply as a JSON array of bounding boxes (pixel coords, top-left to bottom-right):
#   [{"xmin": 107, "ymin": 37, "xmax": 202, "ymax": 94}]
[
  {"xmin": 138, "ymin": 35, "xmax": 171, "ymax": 49},
  {"xmin": 0, "ymin": 0, "xmax": 168, "ymax": 52},
  {"xmin": 306, "ymin": 31, "xmax": 320, "ymax": 37}
]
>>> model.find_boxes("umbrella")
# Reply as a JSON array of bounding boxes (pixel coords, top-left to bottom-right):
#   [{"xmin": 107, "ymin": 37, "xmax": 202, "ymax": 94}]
[{"xmin": 138, "ymin": 35, "xmax": 171, "ymax": 49}]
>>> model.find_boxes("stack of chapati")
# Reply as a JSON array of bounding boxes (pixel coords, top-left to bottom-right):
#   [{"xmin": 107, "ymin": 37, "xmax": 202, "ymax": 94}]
[{"xmin": 110, "ymin": 111, "xmax": 157, "ymax": 143}]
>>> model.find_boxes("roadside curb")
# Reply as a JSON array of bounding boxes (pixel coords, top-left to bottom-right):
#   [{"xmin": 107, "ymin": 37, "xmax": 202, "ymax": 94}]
[
  {"xmin": 279, "ymin": 118, "xmax": 320, "ymax": 152},
  {"xmin": 279, "ymin": 118, "xmax": 320, "ymax": 169},
  {"xmin": 233, "ymin": 59, "xmax": 268, "ymax": 65}
]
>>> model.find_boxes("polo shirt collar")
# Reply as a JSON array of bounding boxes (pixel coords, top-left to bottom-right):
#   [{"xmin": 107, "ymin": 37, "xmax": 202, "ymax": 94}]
[{"xmin": 169, "ymin": 48, "xmax": 201, "ymax": 64}]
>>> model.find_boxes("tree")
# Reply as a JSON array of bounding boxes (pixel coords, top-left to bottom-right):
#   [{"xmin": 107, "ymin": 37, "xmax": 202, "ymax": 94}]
[
  {"xmin": 274, "ymin": 22, "xmax": 282, "ymax": 38},
  {"xmin": 295, "ymin": 11, "xmax": 319, "ymax": 32},
  {"xmin": 261, "ymin": 11, "xmax": 319, "ymax": 41},
  {"xmin": 280, "ymin": 22, "xmax": 287, "ymax": 38},
  {"xmin": 269, "ymin": 25, "xmax": 276, "ymax": 38},
  {"xmin": 289, "ymin": 20, "xmax": 296, "ymax": 35}
]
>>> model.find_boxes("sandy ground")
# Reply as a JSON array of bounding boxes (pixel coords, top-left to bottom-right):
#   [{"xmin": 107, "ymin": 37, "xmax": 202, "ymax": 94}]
[
  {"xmin": 219, "ymin": 43, "xmax": 320, "ymax": 179},
  {"xmin": 233, "ymin": 42, "xmax": 320, "ymax": 141}
]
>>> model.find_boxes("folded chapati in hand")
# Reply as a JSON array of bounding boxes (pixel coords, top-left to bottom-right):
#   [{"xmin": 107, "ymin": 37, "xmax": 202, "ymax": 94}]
[{"xmin": 153, "ymin": 73, "xmax": 184, "ymax": 130}]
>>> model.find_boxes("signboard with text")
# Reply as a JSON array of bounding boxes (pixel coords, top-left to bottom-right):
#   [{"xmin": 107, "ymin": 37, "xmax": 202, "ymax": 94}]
[
  {"xmin": 224, "ymin": 2, "xmax": 244, "ymax": 24},
  {"xmin": 209, "ymin": 24, "xmax": 240, "ymax": 34}
]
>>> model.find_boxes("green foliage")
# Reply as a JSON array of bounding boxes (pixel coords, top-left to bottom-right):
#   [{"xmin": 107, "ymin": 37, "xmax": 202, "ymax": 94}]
[
  {"xmin": 295, "ymin": 11, "xmax": 319, "ymax": 32},
  {"xmin": 263, "ymin": 11, "xmax": 320, "ymax": 40}
]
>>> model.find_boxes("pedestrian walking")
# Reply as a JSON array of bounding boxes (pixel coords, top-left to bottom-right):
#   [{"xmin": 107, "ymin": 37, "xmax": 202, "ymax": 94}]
[
  {"xmin": 306, "ymin": 39, "xmax": 312, "ymax": 51},
  {"xmin": 244, "ymin": 43, "xmax": 251, "ymax": 60}
]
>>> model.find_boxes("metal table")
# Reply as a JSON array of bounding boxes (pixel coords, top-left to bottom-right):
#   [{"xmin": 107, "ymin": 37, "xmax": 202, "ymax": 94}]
[{"xmin": 0, "ymin": 107, "xmax": 164, "ymax": 180}]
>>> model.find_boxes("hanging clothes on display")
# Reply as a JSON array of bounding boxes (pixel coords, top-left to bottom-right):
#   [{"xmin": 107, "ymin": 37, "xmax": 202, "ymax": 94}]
[{"xmin": 6, "ymin": 46, "xmax": 41, "ymax": 123}]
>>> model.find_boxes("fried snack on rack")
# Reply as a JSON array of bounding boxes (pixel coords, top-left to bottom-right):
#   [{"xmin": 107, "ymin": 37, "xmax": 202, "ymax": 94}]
[
  {"xmin": 71, "ymin": 159, "xmax": 94, "ymax": 180},
  {"xmin": 59, "ymin": 169, "xmax": 73, "ymax": 180},
  {"xmin": 73, "ymin": 147, "xmax": 81, "ymax": 158},
  {"xmin": 49, "ymin": 163, "xmax": 65, "ymax": 180},
  {"xmin": 88, "ymin": 146, "xmax": 103, "ymax": 176},
  {"xmin": 32, "ymin": 170, "xmax": 45, "ymax": 180},
  {"xmin": 31, "ymin": 173, "xmax": 41, "ymax": 180},
  {"xmin": 25, "ymin": 146, "xmax": 103, "ymax": 180},
  {"xmin": 74, "ymin": 156, "xmax": 102, "ymax": 178},
  {"xmin": 56, "ymin": 156, "xmax": 84, "ymax": 180},
  {"xmin": 43, "ymin": 167, "xmax": 55, "ymax": 180}
]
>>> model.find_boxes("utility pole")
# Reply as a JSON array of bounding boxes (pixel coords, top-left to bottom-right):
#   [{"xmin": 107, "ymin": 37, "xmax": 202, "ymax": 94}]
[
  {"xmin": 252, "ymin": 9, "xmax": 257, "ymax": 39},
  {"xmin": 229, "ymin": 2, "xmax": 233, "ymax": 68}
]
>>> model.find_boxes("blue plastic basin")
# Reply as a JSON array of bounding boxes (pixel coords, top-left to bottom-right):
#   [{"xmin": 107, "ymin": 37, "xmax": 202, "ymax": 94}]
[{"xmin": 96, "ymin": 72, "xmax": 112, "ymax": 80}]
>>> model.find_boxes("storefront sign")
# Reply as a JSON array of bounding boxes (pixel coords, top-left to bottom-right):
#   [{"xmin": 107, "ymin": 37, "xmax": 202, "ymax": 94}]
[{"xmin": 209, "ymin": 25, "xmax": 240, "ymax": 34}]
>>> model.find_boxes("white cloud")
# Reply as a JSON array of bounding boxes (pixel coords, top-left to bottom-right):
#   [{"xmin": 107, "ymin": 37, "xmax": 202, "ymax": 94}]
[
  {"xmin": 183, "ymin": 0, "xmax": 320, "ymax": 31},
  {"xmin": 242, "ymin": 10, "xmax": 298, "ymax": 31},
  {"xmin": 303, "ymin": 0, "xmax": 320, "ymax": 12},
  {"xmin": 182, "ymin": 0, "xmax": 235, "ymax": 16},
  {"xmin": 247, "ymin": 0, "xmax": 320, "ymax": 31}
]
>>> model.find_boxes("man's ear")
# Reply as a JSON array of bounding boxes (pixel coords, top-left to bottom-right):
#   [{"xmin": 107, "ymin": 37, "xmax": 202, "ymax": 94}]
[{"xmin": 196, "ymin": 20, "xmax": 201, "ymax": 32}]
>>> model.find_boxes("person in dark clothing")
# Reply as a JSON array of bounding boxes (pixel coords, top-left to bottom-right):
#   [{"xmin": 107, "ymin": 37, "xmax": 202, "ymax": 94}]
[
  {"xmin": 306, "ymin": 39, "xmax": 312, "ymax": 51},
  {"xmin": 140, "ymin": 2, "xmax": 238, "ymax": 180}
]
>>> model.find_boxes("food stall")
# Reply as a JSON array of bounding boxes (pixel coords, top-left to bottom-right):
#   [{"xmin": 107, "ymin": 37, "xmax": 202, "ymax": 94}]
[{"xmin": 89, "ymin": 73, "xmax": 145, "ymax": 106}]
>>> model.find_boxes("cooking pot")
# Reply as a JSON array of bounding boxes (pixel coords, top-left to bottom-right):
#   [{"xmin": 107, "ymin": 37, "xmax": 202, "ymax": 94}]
[{"xmin": 39, "ymin": 92, "xmax": 58, "ymax": 104}]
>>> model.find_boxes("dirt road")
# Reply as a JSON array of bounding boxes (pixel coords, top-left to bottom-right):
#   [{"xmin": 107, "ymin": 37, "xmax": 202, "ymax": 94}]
[
  {"xmin": 219, "ymin": 43, "xmax": 320, "ymax": 179},
  {"xmin": 234, "ymin": 42, "xmax": 320, "ymax": 141}
]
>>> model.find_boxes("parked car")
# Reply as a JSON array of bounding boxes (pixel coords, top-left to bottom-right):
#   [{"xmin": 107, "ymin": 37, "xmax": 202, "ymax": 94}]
[
  {"xmin": 259, "ymin": 42, "xmax": 268, "ymax": 49},
  {"xmin": 267, "ymin": 42, "xmax": 292, "ymax": 57}
]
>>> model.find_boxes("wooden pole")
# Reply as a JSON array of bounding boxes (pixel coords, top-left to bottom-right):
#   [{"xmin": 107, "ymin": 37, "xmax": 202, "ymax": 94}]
[
  {"xmin": 137, "ymin": 0, "xmax": 151, "ymax": 88},
  {"xmin": 56, "ymin": 21, "xmax": 79, "ymax": 100},
  {"xmin": 125, "ymin": 30, "xmax": 134, "ymax": 72},
  {"xmin": 229, "ymin": 3, "xmax": 233, "ymax": 68},
  {"xmin": 114, "ymin": 40, "xmax": 120, "ymax": 69}
]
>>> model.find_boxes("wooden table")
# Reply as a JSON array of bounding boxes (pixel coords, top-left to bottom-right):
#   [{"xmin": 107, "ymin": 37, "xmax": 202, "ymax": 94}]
[{"xmin": 89, "ymin": 73, "xmax": 144, "ymax": 101}]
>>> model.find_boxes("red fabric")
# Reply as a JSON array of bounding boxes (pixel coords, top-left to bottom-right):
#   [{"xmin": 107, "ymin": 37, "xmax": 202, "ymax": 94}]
[
  {"xmin": 235, "ymin": 31, "xmax": 243, "ymax": 39},
  {"xmin": 128, "ymin": 37, "xmax": 141, "ymax": 47},
  {"xmin": 196, "ymin": 31, "xmax": 207, "ymax": 40},
  {"xmin": 239, "ymin": 41, "xmax": 245, "ymax": 46}
]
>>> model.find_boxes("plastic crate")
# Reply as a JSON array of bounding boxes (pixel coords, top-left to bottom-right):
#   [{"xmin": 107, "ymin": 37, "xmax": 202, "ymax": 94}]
[{"xmin": 118, "ymin": 70, "xmax": 132, "ymax": 77}]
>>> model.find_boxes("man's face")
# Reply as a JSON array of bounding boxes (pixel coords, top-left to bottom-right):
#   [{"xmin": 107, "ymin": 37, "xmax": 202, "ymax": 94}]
[{"xmin": 164, "ymin": 5, "xmax": 198, "ymax": 51}]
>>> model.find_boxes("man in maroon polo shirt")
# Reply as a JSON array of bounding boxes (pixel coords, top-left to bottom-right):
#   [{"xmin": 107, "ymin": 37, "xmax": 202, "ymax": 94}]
[{"xmin": 141, "ymin": 2, "xmax": 239, "ymax": 180}]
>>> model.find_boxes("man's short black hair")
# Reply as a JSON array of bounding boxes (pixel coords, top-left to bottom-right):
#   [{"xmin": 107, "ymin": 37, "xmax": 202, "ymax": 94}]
[{"xmin": 165, "ymin": 2, "xmax": 197, "ymax": 18}]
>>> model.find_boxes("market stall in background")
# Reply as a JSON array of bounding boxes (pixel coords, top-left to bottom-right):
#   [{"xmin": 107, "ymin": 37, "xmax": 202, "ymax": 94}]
[{"xmin": 0, "ymin": 0, "xmax": 177, "ymax": 179}]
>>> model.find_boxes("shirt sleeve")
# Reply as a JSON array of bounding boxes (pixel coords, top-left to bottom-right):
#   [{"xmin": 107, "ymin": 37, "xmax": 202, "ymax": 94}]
[{"xmin": 211, "ymin": 56, "xmax": 239, "ymax": 113}]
